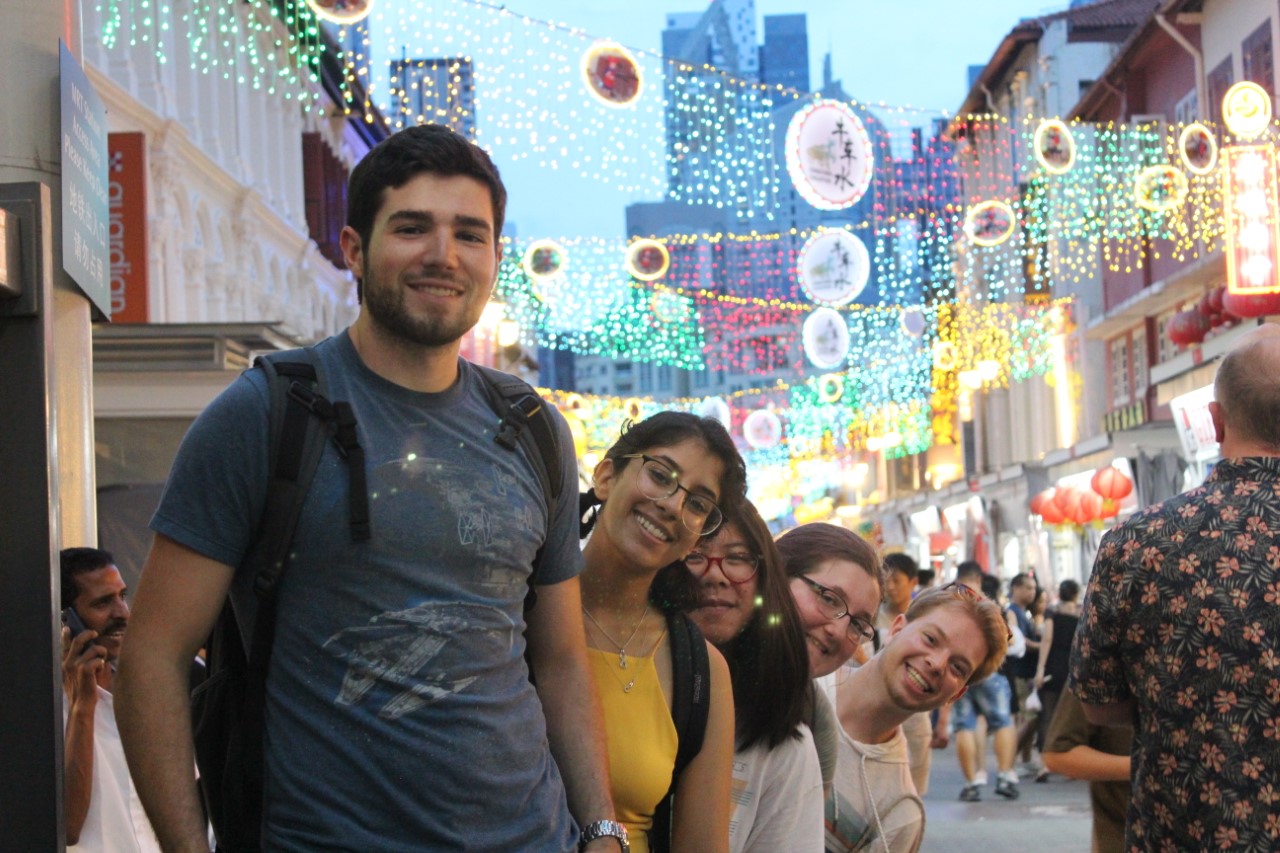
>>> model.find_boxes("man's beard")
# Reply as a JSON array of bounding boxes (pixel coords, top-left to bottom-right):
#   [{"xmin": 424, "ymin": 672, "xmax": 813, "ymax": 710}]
[{"xmin": 362, "ymin": 271, "xmax": 481, "ymax": 348}]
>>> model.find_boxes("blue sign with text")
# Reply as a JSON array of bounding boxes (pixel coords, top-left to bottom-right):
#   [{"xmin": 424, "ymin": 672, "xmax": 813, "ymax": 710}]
[{"xmin": 60, "ymin": 40, "xmax": 110, "ymax": 318}]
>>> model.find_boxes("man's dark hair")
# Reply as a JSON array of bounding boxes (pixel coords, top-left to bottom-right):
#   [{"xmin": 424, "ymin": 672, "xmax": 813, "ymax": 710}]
[
  {"xmin": 1010, "ymin": 572, "xmax": 1036, "ymax": 593},
  {"xmin": 1058, "ymin": 579, "xmax": 1081, "ymax": 603},
  {"xmin": 883, "ymin": 552, "xmax": 919, "ymax": 583},
  {"xmin": 61, "ymin": 547, "xmax": 115, "ymax": 608},
  {"xmin": 1214, "ymin": 331, "xmax": 1280, "ymax": 450},
  {"xmin": 955, "ymin": 560, "xmax": 984, "ymax": 584},
  {"xmin": 979, "ymin": 573, "xmax": 1001, "ymax": 602},
  {"xmin": 346, "ymin": 124, "xmax": 507, "ymax": 299},
  {"xmin": 916, "ymin": 567, "xmax": 936, "ymax": 587}
]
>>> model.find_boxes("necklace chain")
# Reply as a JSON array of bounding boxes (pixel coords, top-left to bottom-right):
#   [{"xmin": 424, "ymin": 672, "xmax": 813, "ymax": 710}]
[{"xmin": 583, "ymin": 603, "xmax": 650, "ymax": 670}]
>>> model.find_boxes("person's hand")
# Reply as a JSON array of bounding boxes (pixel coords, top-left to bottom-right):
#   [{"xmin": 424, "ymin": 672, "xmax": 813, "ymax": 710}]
[
  {"xmin": 61, "ymin": 625, "xmax": 104, "ymax": 711},
  {"xmin": 1034, "ymin": 672, "xmax": 1045, "ymax": 690},
  {"xmin": 931, "ymin": 723, "xmax": 950, "ymax": 749}
]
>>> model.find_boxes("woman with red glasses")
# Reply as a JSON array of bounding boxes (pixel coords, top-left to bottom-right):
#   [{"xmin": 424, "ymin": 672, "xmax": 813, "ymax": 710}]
[
  {"xmin": 579, "ymin": 412, "xmax": 746, "ymax": 853},
  {"xmin": 681, "ymin": 499, "xmax": 820, "ymax": 853}
]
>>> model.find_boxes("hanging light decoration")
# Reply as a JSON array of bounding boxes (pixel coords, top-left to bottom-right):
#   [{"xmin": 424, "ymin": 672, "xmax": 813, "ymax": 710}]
[
  {"xmin": 581, "ymin": 39, "xmax": 643, "ymax": 107},
  {"xmin": 784, "ymin": 99, "xmax": 874, "ymax": 210}
]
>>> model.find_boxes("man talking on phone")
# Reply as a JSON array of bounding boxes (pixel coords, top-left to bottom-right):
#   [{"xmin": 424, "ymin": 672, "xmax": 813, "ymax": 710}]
[{"xmin": 61, "ymin": 547, "xmax": 163, "ymax": 852}]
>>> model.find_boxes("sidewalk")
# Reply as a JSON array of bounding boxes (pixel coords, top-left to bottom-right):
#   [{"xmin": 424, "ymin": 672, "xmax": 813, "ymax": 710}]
[{"xmin": 919, "ymin": 738, "xmax": 1095, "ymax": 852}]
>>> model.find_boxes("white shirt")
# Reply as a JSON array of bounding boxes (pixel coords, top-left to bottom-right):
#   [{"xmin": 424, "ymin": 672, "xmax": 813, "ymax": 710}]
[
  {"xmin": 729, "ymin": 724, "xmax": 825, "ymax": 853},
  {"xmin": 64, "ymin": 686, "xmax": 163, "ymax": 853}
]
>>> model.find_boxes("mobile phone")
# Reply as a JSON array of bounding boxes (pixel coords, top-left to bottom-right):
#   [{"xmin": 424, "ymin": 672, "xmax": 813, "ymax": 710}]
[{"xmin": 62, "ymin": 606, "xmax": 90, "ymax": 637}]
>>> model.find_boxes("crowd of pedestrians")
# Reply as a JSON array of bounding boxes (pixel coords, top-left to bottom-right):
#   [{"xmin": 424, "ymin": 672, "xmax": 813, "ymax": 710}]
[{"xmin": 57, "ymin": 124, "xmax": 1280, "ymax": 852}]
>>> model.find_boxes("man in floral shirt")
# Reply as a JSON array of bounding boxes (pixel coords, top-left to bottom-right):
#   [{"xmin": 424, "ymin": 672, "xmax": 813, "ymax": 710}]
[{"xmin": 1071, "ymin": 323, "xmax": 1280, "ymax": 852}]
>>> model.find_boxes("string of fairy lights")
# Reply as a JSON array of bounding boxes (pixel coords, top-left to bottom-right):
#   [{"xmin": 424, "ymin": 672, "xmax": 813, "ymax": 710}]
[{"xmin": 91, "ymin": 0, "xmax": 1278, "ymax": 520}]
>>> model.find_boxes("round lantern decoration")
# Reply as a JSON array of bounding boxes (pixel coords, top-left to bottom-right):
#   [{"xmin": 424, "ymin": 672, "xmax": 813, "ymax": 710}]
[
  {"xmin": 582, "ymin": 40, "xmax": 643, "ymax": 107},
  {"xmin": 1032, "ymin": 488, "xmax": 1066, "ymax": 525},
  {"xmin": 797, "ymin": 228, "xmax": 870, "ymax": 306},
  {"xmin": 784, "ymin": 99, "xmax": 875, "ymax": 210},
  {"xmin": 932, "ymin": 341, "xmax": 957, "ymax": 372},
  {"xmin": 900, "ymin": 308, "xmax": 927, "ymax": 337},
  {"xmin": 625, "ymin": 238, "xmax": 670, "ymax": 281},
  {"xmin": 522, "ymin": 239, "xmax": 567, "ymax": 280},
  {"xmin": 306, "ymin": 0, "xmax": 374, "ymax": 24},
  {"xmin": 1090, "ymin": 466, "xmax": 1133, "ymax": 503},
  {"xmin": 1167, "ymin": 309, "xmax": 1211, "ymax": 346},
  {"xmin": 1134, "ymin": 165, "xmax": 1189, "ymax": 213},
  {"xmin": 622, "ymin": 397, "xmax": 645, "ymax": 421},
  {"xmin": 802, "ymin": 307, "xmax": 850, "ymax": 370},
  {"xmin": 1077, "ymin": 491, "xmax": 1104, "ymax": 525},
  {"xmin": 1178, "ymin": 122, "xmax": 1218, "ymax": 175},
  {"xmin": 964, "ymin": 200, "xmax": 1017, "ymax": 247},
  {"xmin": 1053, "ymin": 486, "xmax": 1085, "ymax": 524},
  {"xmin": 815, "ymin": 373, "xmax": 845, "ymax": 403},
  {"xmin": 1033, "ymin": 119, "xmax": 1077, "ymax": 174},
  {"xmin": 1222, "ymin": 288, "xmax": 1280, "ymax": 319},
  {"xmin": 743, "ymin": 409, "xmax": 783, "ymax": 450},
  {"xmin": 699, "ymin": 397, "xmax": 732, "ymax": 430},
  {"xmin": 1222, "ymin": 81, "xmax": 1273, "ymax": 141}
]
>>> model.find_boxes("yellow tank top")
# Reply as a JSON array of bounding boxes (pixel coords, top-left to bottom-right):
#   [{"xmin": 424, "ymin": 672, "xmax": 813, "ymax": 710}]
[{"xmin": 588, "ymin": 639, "xmax": 678, "ymax": 853}]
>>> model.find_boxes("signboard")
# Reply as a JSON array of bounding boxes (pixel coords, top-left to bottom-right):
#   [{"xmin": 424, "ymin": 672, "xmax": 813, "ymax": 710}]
[
  {"xmin": 1223, "ymin": 144, "xmax": 1280, "ymax": 295},
  {"xmin": 1169, "ymin": 384, "xmax": 1219, "ymax": 462},
  {"xmin": 108, "ymin": 133, "xmax": 149, "ymax": 322},
  {"xmin": 801, "ymin": 306, "xmax": 849, "ymax": 369},
  {"xmin": 784, "ymin": 100, "xmax": 874, "ymax": 210},
  {"xmin": 796, "ymin": 228, "xmax": 869, "ymax": 306},
  {"xmin": 60, "ymin": 41, "xmax": 110, "ymax": 317}
]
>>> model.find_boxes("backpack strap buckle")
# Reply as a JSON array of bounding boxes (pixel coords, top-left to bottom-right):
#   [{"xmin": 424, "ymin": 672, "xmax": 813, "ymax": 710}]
[{"xmin": 495, "ymin": 394, "xmax": 543, "ymax": 450}]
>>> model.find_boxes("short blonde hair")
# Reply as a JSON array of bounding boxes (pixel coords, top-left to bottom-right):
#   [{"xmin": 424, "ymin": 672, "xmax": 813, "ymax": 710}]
[{"xmin": 905, "ymin": 584, "xmax": 1009, "ymax": 684}]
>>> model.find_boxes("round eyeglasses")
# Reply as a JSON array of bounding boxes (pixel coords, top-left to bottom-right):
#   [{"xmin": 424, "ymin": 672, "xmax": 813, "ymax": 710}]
[
  {"xmin": 685, "ymin": 550, "xmax": 760, "ymax": 584},
  {"xmin": 621, "ymin": 453, "xmax": 724, "ymax": 535},
  {"xmin": 798, "ymin": 575, "xmax": 876, "ymax": 642}
]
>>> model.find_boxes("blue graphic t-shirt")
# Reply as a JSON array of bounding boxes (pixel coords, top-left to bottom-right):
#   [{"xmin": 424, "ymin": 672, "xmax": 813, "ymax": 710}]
[{"xmin": 153, "ymin": 331, "xmax": 582, "ymax": 852}]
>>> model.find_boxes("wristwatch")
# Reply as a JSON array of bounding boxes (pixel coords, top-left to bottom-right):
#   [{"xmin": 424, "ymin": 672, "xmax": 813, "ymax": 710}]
[{"xmin": 580, "ymin": 819, "xmax": 630, "ymax": 852}]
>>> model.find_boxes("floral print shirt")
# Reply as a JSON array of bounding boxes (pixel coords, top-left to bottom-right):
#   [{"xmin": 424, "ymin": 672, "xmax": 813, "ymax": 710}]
[{"xmin": 1071, "ymin": 457, "xmax": 1280, "ymax": 853}]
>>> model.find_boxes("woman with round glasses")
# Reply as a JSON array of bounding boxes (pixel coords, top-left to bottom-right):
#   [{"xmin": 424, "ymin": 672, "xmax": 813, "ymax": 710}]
[
  {"xmin": 775, "ymin": 523, "xmax": 885, "ymax": 790},
  {"xmin": 682, "ymin": 499, "xmax": 822, "ymax": 853},
  {"xmin": 579, "ymin": 412, "xmax": 746, "ymax": 853}
]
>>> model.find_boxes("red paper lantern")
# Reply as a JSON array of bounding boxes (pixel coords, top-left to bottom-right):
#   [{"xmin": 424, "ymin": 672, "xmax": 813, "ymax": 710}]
[
  {"xmin": 1053, "ymin": 487, "xmax": 1083, "ymax": 524},
  {"xmin": 1222, "ymin": 289, "xmax": 1280, "ymax": 319},
  {"xmin": 1167, "ymin": 310, "xmax": 1210, "ymax": 346},
  {"xmin": 1077, "ymin": 491, "xmax": 1104, "ymax": 524},
  {"xmin": 1032, "ymin": 488, "xmax": 1066, "ymax": 525},
  {"xmin": 1090, "ymin": 466, "xmax": 1133, "ymax": 502},
  {"xmin": 1208, "ymin": 285, "xmax": 1226, "ymax": 314},
  {"xmin": 1098, "ymin": 500, "xmax": 1120, "ymax": 520}
]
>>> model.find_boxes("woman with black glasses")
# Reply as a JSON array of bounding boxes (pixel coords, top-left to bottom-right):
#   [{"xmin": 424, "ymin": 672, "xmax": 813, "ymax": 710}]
[
  {"xmin": 682, "ymin": 499, "xmax": 820, "ymax": 853},
  {"xmin": 579, "ymin": 412, "xmax": 746, "ymax": 853},
  {"xmin": 775, "ymin": 523, "xmax": 886, "ymax": 793}
]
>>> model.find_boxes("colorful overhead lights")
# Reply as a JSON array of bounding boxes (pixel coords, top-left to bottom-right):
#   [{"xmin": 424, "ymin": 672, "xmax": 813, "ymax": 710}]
[
  {"xmin": 963, "ymin": 199, "xmax": 1017, "ymax": 246},
  {"xmin": 522, "ymin": 239, "xmax": 568, "ymax": 280},
  {"xmin": 1134, "ymin": 165, "xmax": 1189, "ymax": 213},
  {"xmin": 1178, "ymin": 122, "xmax": 1219, "ymax": 175},
  {"xmin": 306, "ymin": 0, "xmax": 374, "ymax": 25},
  {"xmin": 625, "ymin": 238, "xmax": 671, "ymax": 281}
]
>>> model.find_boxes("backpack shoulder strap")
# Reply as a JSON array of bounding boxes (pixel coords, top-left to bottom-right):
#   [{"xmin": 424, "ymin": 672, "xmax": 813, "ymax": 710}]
[
  {"xmin": 649, "ymin": 611, "xmax": 713, "ymax": 853},
  {"xmin": 668, "ymin": 610, "xmax": 711, "ymax": 778},
  {"xmin": 470, "ymin": 363, "xmax": 563, "ymax": 588}
]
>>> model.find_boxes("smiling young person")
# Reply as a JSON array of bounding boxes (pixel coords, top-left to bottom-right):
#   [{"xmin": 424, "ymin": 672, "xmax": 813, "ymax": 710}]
[
  {"xmin": 684, "ymin": 500, "xmax": 820, "ymax": 853},
  {"xmin": 579, "ymin": 412, "xmax": 746, "ymax": 853},
  {"xmin": 774, "ymin": 523, "xmax": 884, "ymax": 790},
  {"xmin": 117, "ymin": 125, "xmax": 620, "ymax": 853},
  {"xmin": 825, "ymin": 584, "xmax": 1009, "ymax": 853}
]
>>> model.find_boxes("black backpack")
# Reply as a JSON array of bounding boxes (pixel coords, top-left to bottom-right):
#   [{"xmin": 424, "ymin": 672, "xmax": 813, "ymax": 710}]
[{"xmin": 190, "ymin": 348, "xmax": 562, "ymax": 851}]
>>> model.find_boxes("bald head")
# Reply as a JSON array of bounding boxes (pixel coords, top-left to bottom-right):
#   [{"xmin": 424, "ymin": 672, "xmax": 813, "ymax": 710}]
[{"xmin": 1213, "ymin": 324, "xmax": 1280, "ymax": 455}]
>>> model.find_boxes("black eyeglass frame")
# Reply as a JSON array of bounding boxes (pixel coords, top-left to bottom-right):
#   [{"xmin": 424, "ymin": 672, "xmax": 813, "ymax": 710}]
[
  {"xmin": 797, "ymin": 575, "xmax": 876, "ymax": 642},
  {"xmin": 620, "ymin": 453, "xmax": 724, "ymax": 535}
]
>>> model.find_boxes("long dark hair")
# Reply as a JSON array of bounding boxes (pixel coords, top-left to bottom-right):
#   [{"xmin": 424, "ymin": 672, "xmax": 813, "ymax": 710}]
[
  {"xmin": 714, "ymin": 501, "xmax": 811, "ymax": 751},
  {"xmin": 580, "ymin": 411, "xmax": 747, "ymax": 542}
]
